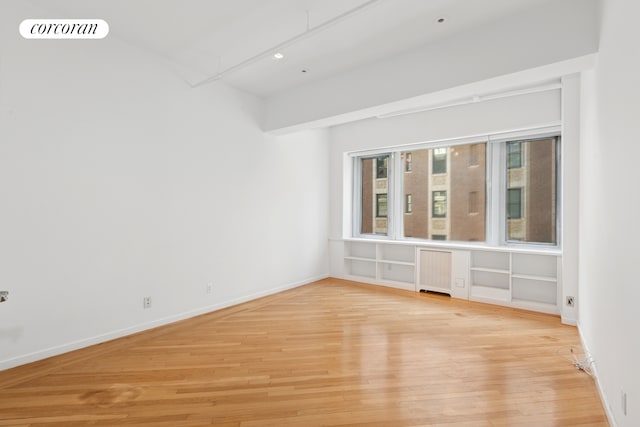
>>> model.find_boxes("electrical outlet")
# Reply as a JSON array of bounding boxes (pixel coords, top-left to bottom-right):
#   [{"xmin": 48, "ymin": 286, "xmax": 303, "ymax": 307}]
[
  {"xmin": 143, "ymin": 296, "xmax": 152, "ymax": 309},
  {"xmin": 566, "ymin": 296, "xmax": 575, "ymax": 307},
  {"xmin": 206, "ymin": 284, "xmax": 213, "ymax": 295}
]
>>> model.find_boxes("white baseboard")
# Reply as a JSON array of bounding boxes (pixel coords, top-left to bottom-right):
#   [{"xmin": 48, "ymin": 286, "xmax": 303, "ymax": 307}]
[
  {"xmin": 577, "ymin": 323, "xmax": 618, "ymax": 427},
  {"xmin": 0, "ymin": 274, "xmax": 329, "ymax": 371}
]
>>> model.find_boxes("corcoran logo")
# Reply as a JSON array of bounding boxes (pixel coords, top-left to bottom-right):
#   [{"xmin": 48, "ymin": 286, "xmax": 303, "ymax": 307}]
[{"xmin": 19, "ymin": 19, "xmax": 109, "ymax": 39}]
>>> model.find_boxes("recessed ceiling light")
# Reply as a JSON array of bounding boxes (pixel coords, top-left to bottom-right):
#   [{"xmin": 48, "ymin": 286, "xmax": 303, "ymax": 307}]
[{"xmin": 273, "ymin": 52, "xmax": 284, "ymax": 60}]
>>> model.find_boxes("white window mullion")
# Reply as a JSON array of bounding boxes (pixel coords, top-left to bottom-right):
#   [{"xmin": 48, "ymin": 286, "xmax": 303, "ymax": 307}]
[
  {"xmin": 487, "ymin": 141, "xmax": 504, "ymax": 246},
  {"xmin": 392, "ymin": 152, "xmax": 404, "ymax": 240},
  {"xmin": 351, "ymin": 155, "xmax": 362, "ymax": 238}
]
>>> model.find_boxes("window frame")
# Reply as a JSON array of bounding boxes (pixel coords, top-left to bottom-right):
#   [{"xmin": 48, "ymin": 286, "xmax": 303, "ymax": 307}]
[
  {"xmin": 507, "ymin": 188, "xmax": 523, "ymax": 219},
  {"xmin": 376, "ymin": 193, "xmax": 388, "ymax": 218},
  {"xmin": 468, "ymin": 191, "xmax": 480, "ymax": 215},
  {"xmin": 376, "ymin": 155, "xmax": 388, "ymax": 179},
  {"xmin": 502, "ymin": 135, "xmax": 561, "ymax": 246},
  {"xmin": 405, "ymin": 193, "xmax": 413, "ymax": 214},
  {"xmin": 405, "ymin": 152, "xmax": 413, "ymax": 172},
  {"xmin": 352, "ymin": 152, "xmax": 394, "ymax": 239},
  {"xmin": 507, "ymin": 141, "xmax": 523, "ymax": 169},
  {"xmin": 432, "ymin": 191, "xmax": 447, "ymax": 218},
  {"xmin": 432, "ymin": 147, "xmax": 447, "ymax": 174},
  {"xmin": 349, "ymin": 127, "xmax": 561, "ymax": 249}
]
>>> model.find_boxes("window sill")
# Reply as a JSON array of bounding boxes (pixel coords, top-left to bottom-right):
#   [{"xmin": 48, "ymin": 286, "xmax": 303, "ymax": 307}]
[{"xmin": 340, "ymin": 236, "xmax": 562, "ymax": 256}]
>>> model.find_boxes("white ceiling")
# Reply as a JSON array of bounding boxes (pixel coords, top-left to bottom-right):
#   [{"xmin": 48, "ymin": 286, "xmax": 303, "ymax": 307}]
[{"xmin": 27, "ymin": 0, "xmax": 554, "ymax": 98}]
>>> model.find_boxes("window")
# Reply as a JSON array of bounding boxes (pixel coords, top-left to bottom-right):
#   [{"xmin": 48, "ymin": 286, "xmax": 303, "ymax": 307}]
[
  {"xmin": 358, "ymin": 155, "xmax": 390, "ymax": 235},
  {"xmin": 507, "ymin": 188, "xmax": 522, "ymax": 219},
  {"xmin": 376, "ymin": 194, "xmax": 388, "ymax": 218},
  {"xmin": 405, "ymin": 152, "xmax": 412, "ymax": 172},
  {"xmin": 506, "ymin": 137, "xmax": 558, "ymax": 244},
  {"xmin": 469, "ymin": 144, "xmax": 481, "ymax": 167},
  {"xmin": 432, "ymin": 148, "xmax": 447, "ymax": 174},
  {"xmin": 352, "ymin": 133, "xmax": 558, "ymax": 246},
  {"xmin": 432, "ymin": 191, "xmax": 447, "ymax": 218},
  {"xmin": 469, "ymin": 191, "xmax": 479, "ymax": 215},
  {"xmin": 401, "ymin": 143, "xmax": 485, "ymax": 241},
  {"xmin": 376, "ymin": 156, "xmax": 388, "ymax": 179},
  {"xmin": 507, "ymin": 142, "xmax": 523, "ymax": 169}
]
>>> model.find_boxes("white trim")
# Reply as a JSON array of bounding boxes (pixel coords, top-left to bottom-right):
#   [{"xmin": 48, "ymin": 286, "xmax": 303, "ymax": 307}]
[
  {"xmin": 352, "ymin": 152, "xmax": 395, "ymax": 240},
  {"xmin": 577, "ymin": 323, "xmax": 618, "ymax": 427},
  {"xmin": 348, "ymin": 135, "xmax": 489, "ymax": 158},
  {"xmin": 348, "ymin": 125, "xmax": 563, "ymax": 251},
  {"xmin": 342, "ymin": 237, "xmax": 561, "ymax": 256},
  {"xmin": 376, "ymin": 82, "xmax": 562, "ymax": 119},
  {"xmin": 500, "ymin": 134, "xmax": 562, "ymax": 249},
  {"xmin": 343, "ymin": 152, "xmax": 354, "ymax": 238},
  {"xmin": 347, "ymin": 123, "xmax": 560, "ymax": 157},
  {"xmin": 488, "ymin": 138, "xmax": 502, "ymax": 246},
  {"xmin": 488, "ymin": 125, "xmax": 562, "ymax": 143},
  {"xmin": 0, "ymin": 274, "xmax": 329, "ymax": 371}
]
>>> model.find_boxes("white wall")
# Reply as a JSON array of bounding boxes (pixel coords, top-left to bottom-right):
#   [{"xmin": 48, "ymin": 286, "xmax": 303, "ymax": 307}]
[
  {"xmin": 579, "ymin": 0, "xmax": 640, "ymax": 425},
  {"xmin": 266, "ymin": 0, "xmax": 599, "ymax": 132},
  {"xmin": 560, "ymin": 74, "xmax": 581, "ymax": 325},
  {"xmin": 0, "ymin": 4, "xmax": 329, "ymax": 369}
]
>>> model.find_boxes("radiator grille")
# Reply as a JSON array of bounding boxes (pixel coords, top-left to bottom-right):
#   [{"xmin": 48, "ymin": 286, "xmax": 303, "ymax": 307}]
[{"xmin": 419, "ymin": 250, "xmax": 452, "ymax": 292}]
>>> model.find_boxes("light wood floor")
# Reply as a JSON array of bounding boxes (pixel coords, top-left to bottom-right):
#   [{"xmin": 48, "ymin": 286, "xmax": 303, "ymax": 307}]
[{"xmin": 0, "ymin": 279, "xmax": 608, "ymax": 426}]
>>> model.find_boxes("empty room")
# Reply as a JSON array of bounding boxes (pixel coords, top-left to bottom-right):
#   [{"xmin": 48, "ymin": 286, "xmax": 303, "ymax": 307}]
[{"xmin": 0, "ymin": 0, "xmax": 638, "ymax": 426}]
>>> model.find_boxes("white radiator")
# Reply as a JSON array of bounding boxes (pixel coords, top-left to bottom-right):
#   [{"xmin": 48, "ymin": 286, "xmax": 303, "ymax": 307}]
[{"xmin": 418, "ymin": 250, "xmax": 452, "ymax": 293}]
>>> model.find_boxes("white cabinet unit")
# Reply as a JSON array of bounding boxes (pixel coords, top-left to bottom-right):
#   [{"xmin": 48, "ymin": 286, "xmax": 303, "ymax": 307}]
[
  {"xmin": 342, "ymin": 240, "xmax": 561, "ymax": 315},
  {"xmin": 469, "ymin": 249, "xmax": 560, "ymax": 314},
  {"xmin": 510, "ymin": 253, "xmax": 559, "ymax": 309},
  {"xmin": 470, "ymin": 251, "xmax": 511, "ymax": 302},
  {"xmin": 344, "ymin": 241, "xmax": 415, "ymax": 290}
]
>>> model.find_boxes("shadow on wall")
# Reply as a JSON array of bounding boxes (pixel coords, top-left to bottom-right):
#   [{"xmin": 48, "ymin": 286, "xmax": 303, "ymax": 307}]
[{"xmin": 0, "ymin": 326, "xmax": 24, "ymax": 343}]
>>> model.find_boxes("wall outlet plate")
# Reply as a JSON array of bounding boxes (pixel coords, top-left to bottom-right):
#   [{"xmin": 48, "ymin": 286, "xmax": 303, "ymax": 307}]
[
  {"xmin": 143, "ymin": 296, "xmax": 152, "ymax": 309},
  {"xmin": 566, "ymin": 296, "xmax": 575, "ymax": 307}
]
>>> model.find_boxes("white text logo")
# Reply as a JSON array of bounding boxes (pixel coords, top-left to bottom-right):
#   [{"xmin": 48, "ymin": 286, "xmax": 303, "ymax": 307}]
[{"xmin": 20, "ymin": 19, "xmax": 109, "ymax": 39}]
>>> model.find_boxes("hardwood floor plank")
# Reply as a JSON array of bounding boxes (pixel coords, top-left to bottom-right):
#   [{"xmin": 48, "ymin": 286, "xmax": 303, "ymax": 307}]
[{"xmin": 0, "ymin": 279, "xmax": 608, "ymax": 426}]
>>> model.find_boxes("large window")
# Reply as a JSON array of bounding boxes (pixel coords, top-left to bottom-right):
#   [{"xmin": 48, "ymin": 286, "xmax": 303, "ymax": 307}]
[
  {"xmin": 359, "ymin": 155, "xmax": 390, "ymax": 235},
  {"xmin": 401, "ymin": 143, "xmax": 486, "ymax": 242},
  {"xmin": 353, "ymin": 133, "xmax": 560, "ymax": 246},
  {"xmin": 505, "ymin": 138, "xmax": 558, "ymax": 244}
]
